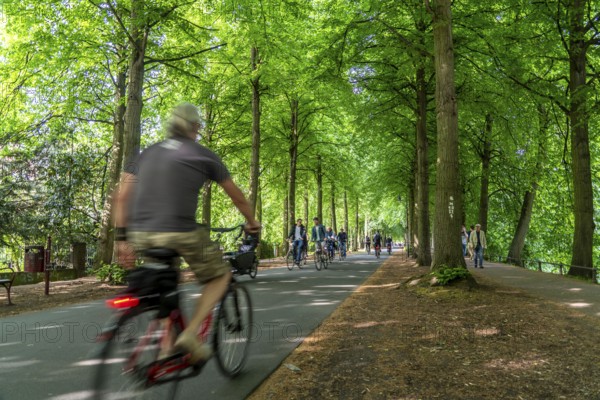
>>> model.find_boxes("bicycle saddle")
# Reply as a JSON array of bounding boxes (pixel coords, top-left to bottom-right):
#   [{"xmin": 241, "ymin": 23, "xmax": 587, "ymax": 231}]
[{"xmin": 143, "ymin": 248, "xmax": 179, "ymax": 261}]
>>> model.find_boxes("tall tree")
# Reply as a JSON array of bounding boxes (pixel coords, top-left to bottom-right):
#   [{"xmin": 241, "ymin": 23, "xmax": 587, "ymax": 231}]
[
  {"xmin": 249, "ymin": 46, "xmax": 261, "ymax": 218},
  {"xmin": 415, "ymin": 16, "xmax": 432, "ymax": 266},
  {"xmin": 477, "ymin": 113, "xmax": 493, "ymax": 232},
  {"xmin": 507, "ymin": 105, "xmax": 549, "ymax": 262},
  {"xmin": 566, "ymin": 0, "xmax": 595, "ymax": 278},
  {"xmin": 428, "ymin": 0, "xmax": 466, "ymax": 270}
]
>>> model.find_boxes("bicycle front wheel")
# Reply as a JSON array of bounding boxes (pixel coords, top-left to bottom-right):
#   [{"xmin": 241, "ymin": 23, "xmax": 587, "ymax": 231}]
[
  {"xmin": 214, "ymin": 283, "xmax": 253, "ymax": 378},
  {"xmin": 314, "ymin": 252, "xmax": 322, "ymax": 271},
  {"xmin": 92, "ymin": 308, "xmax": 180, "ymax": 400},
  {"xmin": 249, "ymin": 256, "xmax": 258, "ymax": 279},
  {"xmin": 286, "ymin": 251, "xmax": 294, "ymax": 270}
]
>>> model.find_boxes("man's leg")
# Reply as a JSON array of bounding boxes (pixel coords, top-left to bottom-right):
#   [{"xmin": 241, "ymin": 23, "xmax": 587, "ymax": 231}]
[
  {"xmin": 186, "ymin": 271, "xmax": 231, "ymax": 335},
  {"xmin": 173, "ymin": 228, "xmax": 232, "ymax": 363},
  {"xmin": 296, "ymin": 240, "xmax": 303, "ymax": 263}
]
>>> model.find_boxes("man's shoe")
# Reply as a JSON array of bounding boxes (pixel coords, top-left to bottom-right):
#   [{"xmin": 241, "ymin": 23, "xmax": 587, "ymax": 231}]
[
  {"xmin": 480, "ymin": 266, "xmax": 484, "ymax": 269},
  {"xmin": 174, "ymin": 331, "xmax": 212, "ymax": 364}
]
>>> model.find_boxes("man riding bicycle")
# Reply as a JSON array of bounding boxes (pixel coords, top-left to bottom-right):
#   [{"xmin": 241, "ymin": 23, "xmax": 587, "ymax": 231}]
[
  {"xmin": 288, "ymin": 219, "xmax": 306, "ymax": 265},
  {"xmin": 373, "ymin": 231, "xmax": 382, "ymax": 255},
  {"xmin": 114, "ymin": 102, "xmax": 260, "ymax": 364},
  {"xmin": 311, "ymin": 217, "xmax": 326, "ymax": 255},
  {"xmin": 325, "ymin": 227, "xmax": 336, "ymax": 259},
  {"xmin": 365, "ymin": 235, "xmax": 371, "ymax": 254},
  {"xmin": 337, "ymin": 228, "xmax": 348, "ymax": 258}
]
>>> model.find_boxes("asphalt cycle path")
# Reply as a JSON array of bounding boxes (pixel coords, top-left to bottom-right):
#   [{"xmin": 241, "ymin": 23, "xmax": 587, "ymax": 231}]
[
  {"xmin": 0, "ymin": 253, "xmax": 385, "ymax": 400},
  {"xmin": 469, "ymin": 260, "xmax": 600, "ymax": 319}
]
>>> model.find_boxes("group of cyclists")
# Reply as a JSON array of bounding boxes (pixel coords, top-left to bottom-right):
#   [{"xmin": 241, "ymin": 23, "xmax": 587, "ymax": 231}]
[
  {"xmin": 364, "ymin": 231, "xmax": 393, "ymax": 257},
  {"xmin": 287, "ymin": 217, "xmax": 348, "ymax": 266}
]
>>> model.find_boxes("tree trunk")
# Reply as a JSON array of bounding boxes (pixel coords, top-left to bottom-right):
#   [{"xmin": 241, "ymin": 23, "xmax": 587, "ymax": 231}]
[
  {"xmin": 416, "ymin": 61, "xmax": 431, "ymax": 267},
  {"xmin": 122, "ymin": 0, "xmax": 148, "ymax": 166},
  {"xmin": 343, "ymin": 190, "xmax": 349, "ymax": 237},
  {"xmin": 316, "ymin": 155, "xmax": 323, "ymax": 222},
  {"xmin": 412, "ymin": 160, "xmax": 419, "ymax": 258},
  {"xmin": 354, "ymin": 196, "xmax": 359, "ymax": 251},
  {"xmin": 287, "ymin": 98, "xmax": 299, "ymax": 230},
  {"xmin": 330, "ymin": 182, "xmax": 337, "ymax": 232},
  {"xmin": 430, "ymin": 0, "xmax": 466, "ymax": 270},
  {"xmin": 201, "ymin": 182, "xmax": 212, "ymax": 226},
  {"xmin": 201, "ymin": 105, "xmax": 215, "ymax": 226},
  {"xmin": 283, "ymin": 193, "xmax": 289, "ymax": 253},
  {"xmin": 72, "ymin": 242, "xmax": 86, "ymax": 278},
  {"xmin": 249, "ymin": 46, "xmax": 261, "ymax": 218},
  {"xmin": 256, "ymin": 188, "xmax": 263, "ymax": 259},
  {"xmin": 303, "ymin": 189, "xmax": 309, "ymax": 225},
  {"xmin": 567, "ymin": 0, "xmax": 594, "ymax": 278},
  {"xmin": 507, "ymin": 105, "xmax": 548, "ymax": 263},
  {"xmin": 478, "ymin": 113, "xmax": 493, "ymax": 232},
  {"xmin": 408, "ymin": 182, "xmax": 417, "ymax": 258},
  {"xmin": 96, "ymin": 62, "xmax": 127, "ymax": 268}
]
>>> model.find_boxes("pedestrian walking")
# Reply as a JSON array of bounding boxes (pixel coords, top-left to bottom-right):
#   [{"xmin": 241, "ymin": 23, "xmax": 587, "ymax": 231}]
[{"xmin": 469, "ymin": 224, "xmax": 487, "ymax": 268}]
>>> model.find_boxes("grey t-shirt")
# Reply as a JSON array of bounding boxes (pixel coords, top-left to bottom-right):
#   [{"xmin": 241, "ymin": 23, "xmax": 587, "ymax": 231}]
[{"xmin": 127, "ymin": 137, "xmax": 230, "ymax": 232}]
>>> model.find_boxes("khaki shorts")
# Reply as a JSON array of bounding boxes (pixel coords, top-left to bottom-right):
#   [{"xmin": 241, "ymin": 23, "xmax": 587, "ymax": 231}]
[{"xmin": 128, "ymin": 227, "xmax": 229, "ymax": 284}]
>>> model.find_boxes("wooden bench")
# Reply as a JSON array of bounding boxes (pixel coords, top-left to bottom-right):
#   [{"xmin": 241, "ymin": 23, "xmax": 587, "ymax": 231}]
[{"xmin": 0, "ymin": 266, "xmax": 16, "ymax": 306}]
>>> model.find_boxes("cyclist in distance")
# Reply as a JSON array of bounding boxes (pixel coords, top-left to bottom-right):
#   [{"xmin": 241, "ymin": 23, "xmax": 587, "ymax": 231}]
[
  {"xmin": 365, "ymin": 235, "xmax": 371, "ymax": 254},
  {"xmin": 386, "ymin": 236, "xmax": 393, "ymax": 254},
  {"xmin": 113, "ymin": 102, "xmax": 260, "ymax": 364},
  {"xmin": 373, "ymin": 231, "xmax": 382, "ymax": 255},
  {"xmin": 311, "ymin": 217, "xmax": 327, "ymax": 254},
  {"xmin": 288, "ymin": 218, "xmax": 306, "ymax": 265},
  {"xmin": 337, "ymin": 228, "xmax": 348, "ymax": 258},
  {"xmin": 325, "ymin": 226, "xmax": 337, "ymax": 259}
]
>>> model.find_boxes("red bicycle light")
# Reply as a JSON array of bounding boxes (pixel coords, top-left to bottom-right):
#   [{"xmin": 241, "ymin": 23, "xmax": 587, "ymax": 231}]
[{"xmin": 106, "ymin": 296, "xmax": 140, "ymax": 309}]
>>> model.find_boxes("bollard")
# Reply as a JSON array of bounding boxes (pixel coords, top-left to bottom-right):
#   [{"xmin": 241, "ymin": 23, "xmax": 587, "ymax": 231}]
[
  {"xmin": 559, "ymin": 263, "xmax": 563, "ymax": 275},
  {"xmin": 538, "ymin": 261, "xmax": 542, "ymax": 271}
]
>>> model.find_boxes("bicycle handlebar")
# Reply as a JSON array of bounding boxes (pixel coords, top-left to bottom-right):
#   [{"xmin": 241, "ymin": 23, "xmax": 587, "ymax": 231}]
[{"xmin": 210, "ymin": 224, "xmax": 245, "ymax": 233}]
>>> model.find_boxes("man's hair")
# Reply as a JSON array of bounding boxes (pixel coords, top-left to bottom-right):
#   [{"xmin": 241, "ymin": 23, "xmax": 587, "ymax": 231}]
[
  {"xmin": 313, "ymin": 217, "xmax": 319, "ymax": 221},
  {"xmin": 470, "ymin": 225, "xmax": 475, "ymax": 229},
  {"xmin": 168, "ymin": 102, "xmax": 203, "ymax": 138}
]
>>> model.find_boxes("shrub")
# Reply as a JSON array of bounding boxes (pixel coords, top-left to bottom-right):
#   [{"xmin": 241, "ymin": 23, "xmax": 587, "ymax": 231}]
[
  {"xmin": 96, "ymin": 263, "xmax": 127, "ymax": 285},
  {"xmin": 432, "ymin": 265, "xmax": 470, "ymax": 286}
]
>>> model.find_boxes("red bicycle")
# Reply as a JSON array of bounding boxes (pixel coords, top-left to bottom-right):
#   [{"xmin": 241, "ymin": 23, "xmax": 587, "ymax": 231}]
[{"xmin": 92, "ymin": 232, "xmax": 253, "ymax": 399}]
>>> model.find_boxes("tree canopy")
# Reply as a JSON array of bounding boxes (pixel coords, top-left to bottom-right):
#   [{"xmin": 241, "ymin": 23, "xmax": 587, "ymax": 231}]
[{"xmin": 1, "ymin": 0, "xmax": 598, "ymax": 277}]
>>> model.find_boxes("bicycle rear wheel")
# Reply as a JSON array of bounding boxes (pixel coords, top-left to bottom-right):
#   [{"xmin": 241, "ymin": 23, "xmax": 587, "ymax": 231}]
[
  {"xmin": 92, "ymin": 308, "xmax": 181, "ymax": 400},
  {"xmin": 214, "ymin": 283, "xmax": 253, "ymax": 378}
]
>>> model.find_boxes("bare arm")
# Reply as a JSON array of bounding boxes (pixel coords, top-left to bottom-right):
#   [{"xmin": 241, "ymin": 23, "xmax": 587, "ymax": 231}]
[{"xmin": 219, "ymin": 178, "xmax": 260, "ymax": 231}]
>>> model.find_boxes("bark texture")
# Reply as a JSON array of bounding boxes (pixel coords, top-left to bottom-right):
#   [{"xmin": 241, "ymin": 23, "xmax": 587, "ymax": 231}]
[{"xmin": 430, "ymin": 0, "xmax": 466, "ymax": 270}]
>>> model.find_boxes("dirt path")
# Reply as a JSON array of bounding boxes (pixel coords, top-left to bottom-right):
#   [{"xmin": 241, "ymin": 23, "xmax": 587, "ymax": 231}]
[{"xmin": 248, "ymin": 254, "xmax": 600, "ymax": 399}]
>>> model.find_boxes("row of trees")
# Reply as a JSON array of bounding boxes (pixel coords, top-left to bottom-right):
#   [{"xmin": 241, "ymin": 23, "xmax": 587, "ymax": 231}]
[{"xmin": 0, "ymin": 1, "xmax": 598, "ymax": 278}]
